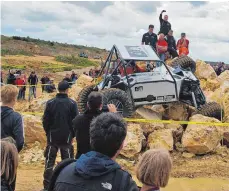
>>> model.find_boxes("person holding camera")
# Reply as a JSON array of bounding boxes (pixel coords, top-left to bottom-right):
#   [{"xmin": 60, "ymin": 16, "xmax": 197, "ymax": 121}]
[
  {"xmin": 72, "ymin": 92, "xmax": 117, "ymax": 159},
  {"xmin": 159, "ymin": 10, "xmax": 171, "ymax": 36}
]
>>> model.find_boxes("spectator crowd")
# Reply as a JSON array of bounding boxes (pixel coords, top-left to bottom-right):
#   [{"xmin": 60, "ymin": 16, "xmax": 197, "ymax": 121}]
[
  {"xmin": 1, "ymin": 84, "xmax": 172, "ymax": 191},
  {"xmin": 142, "ymin": 10, "xmax": 190, "ymax": 61}
]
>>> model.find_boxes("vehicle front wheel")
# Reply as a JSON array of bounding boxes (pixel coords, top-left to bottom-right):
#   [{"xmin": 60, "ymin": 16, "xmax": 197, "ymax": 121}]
[{"xmin": 100, "ymin": 88, "xmax": 134, "ymax": 117}]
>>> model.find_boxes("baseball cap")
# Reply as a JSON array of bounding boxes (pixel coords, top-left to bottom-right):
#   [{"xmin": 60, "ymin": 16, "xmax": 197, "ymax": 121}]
[{"xmin": 58, "ymin": 80, "xmax": 70, "ymax": 91}]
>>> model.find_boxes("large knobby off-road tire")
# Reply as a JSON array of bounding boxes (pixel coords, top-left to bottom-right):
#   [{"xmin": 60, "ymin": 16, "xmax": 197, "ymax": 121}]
[
  {"xmin": 193, "ymin": 102, "xmax": 223, "ymax": 121},
  {"xmin": 171, "ymin": 55, "xmax": 196, "ymax": 72},
  {"xmin": 77, "ymin": 85, "xmax": 96, "ymax": 113},
  {"xmin": 100, "ymin": 88, "xmax": 134, "ymax": 117}
]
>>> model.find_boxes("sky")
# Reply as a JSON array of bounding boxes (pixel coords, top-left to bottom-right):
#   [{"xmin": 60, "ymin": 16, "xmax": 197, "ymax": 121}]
[{"xmin": 1, "ymin": 1, "xmax": 229, "ymax": 63}]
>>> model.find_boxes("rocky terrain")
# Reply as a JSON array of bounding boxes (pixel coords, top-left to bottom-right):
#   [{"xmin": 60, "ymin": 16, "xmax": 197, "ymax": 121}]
[{"xmin": 13, "ymin": 60, "xmax": 229, "ymax": 191}]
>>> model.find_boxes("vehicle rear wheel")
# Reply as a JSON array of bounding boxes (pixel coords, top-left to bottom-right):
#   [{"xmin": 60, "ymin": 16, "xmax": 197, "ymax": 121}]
[
  {"xmin": 171, "ymin": 55, "xmax": 196, "ymax": 72},
  {"xmin": 77, "ymin": 85, "xmax": 96, "ymax": 113},
  {"xmin": 100, "ymin": 88, "xmax": 134, "ymax": 117},
  {"xmin": 192, "ymin": 102, "xmax": 223, "ymax": 121}
]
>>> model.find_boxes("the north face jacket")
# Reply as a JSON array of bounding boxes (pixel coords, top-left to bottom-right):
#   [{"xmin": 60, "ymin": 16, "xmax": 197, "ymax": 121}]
[{"xmin": 54, "ymin": 151, "xmax": 139, "ymax": 191}]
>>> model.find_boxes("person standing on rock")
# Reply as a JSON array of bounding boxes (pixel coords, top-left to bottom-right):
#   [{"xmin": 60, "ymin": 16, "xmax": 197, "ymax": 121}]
[
  {"xmin": 142, "ymin": 24, "xmax": 158, "ymax": 51},
  {"xmin": 72, "ymin": 92, "xmax": 117, "ymax": 159},
  {"xmin": 1, "ymin": 85, "xmax": 25, "ymax": 152},
  {"xmin": 165, "ymin": 30, "xmax": 178, "ymax": 58},
  {"xmin": 159, "ymin": 10, "xmax": 171, "ymax": 36},
  {"xmin": 42, "ymin": 80, "xmax": 78, "ymax": 191}
]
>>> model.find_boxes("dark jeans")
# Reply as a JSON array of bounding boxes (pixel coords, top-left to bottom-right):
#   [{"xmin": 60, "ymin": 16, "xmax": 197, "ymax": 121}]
[
  {"xmin": 43, "ymin": 143, "xmax": 74, "ymax": 190},
  {"xmin": 17, "ymin": 88, "xmax": 26, "ymax": 100},
  {"xmin": 168, "ymin": 48, "xmax": 179, "ymax": 58}
]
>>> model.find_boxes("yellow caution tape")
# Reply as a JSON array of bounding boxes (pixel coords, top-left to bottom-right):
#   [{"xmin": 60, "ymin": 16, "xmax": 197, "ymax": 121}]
[
  {"xmin": 124, "ymin": 118, "xmax": 229, "ymax": 127},
  {"xmin": 20, "ymin": 112, "xmax": 229, "ymax": 127},
  {"xmin": 15, "ymin": 82, "xmax": 75, "ymax": 87}
]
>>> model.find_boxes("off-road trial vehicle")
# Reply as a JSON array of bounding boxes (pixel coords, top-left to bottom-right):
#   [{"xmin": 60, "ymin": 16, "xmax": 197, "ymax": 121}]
[{"xmin": 77, "ymin": 45, "xmax": 222, "ymax": 120}]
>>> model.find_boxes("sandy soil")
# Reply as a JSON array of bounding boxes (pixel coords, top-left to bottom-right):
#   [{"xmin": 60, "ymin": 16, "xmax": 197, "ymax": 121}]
[{"xmin": 16, "ymin": 151, "xmax": 229, "ymax": 191}]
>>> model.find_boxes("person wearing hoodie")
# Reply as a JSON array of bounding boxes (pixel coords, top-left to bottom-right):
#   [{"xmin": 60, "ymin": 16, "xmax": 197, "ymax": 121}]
[
  {"xmin": 72, "ymin": 91, "xmax": 117, "ymax": 159},
  {"xmin": 42, "ymin": 80, "xmax": 78, "ymax": 191},
  {"xmin": 53, "ymin": 112, "xmax": 139, "ymax": 191},
  {"xmin": 1, "ymin": 85, "xmax": 24, "ymax": 152}
]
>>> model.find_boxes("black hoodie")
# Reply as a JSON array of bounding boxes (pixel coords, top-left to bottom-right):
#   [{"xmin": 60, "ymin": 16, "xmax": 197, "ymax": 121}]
[
  {"xmin": 1, "ymin": 106, "xmax": 24, "ymax": 152},
  {"xmin": 73, "ymin": 109, "xmax": 101, "ymax": 159}
]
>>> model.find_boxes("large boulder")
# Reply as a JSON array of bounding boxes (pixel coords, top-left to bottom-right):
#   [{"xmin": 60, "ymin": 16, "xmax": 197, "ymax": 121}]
[
  {"xmin": 20, "ymin": 142, "xmax": 45, "ymax": 163},
  {"xmin": 23, "ymin": 114, "xmax": 46, "ymax": 148},
  {"xmin": 136, "ymin": 107, "xmax": 164, "ymax": 135},
  {"xmin": 200, "ymin": 79, "xmax": 220, "ymax": 91},
  {"xmin": 77, "ymin": 74, "xmax": 94, "ymax": 88},
  {"xmin": 182, "ymin": 114, "xmax": 222, "ymax": 154},
  {"xmin": 195, "ymin": 60, "xmax": 217, "ymax": 80},
  {"xmin": 148, "ymin": 129, "xmax": 174, "ymax": 151},
  {"xmin": 164, "ymin": 103, "xmax": 189, "ymax": 121},
  {"xmin": 68, "ymin": 84, "xmax": 83, "ymax": 101},
  {"xmin": 120, "ymin": 123, "xmax": 145, "ymax": 158},
  {"xmin": 218, "ymin": 70, "xmax": 229, "ymax": 85}
]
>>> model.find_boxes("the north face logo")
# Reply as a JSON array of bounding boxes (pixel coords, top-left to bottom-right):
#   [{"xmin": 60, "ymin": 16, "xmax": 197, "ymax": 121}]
[{"xmin": 101, "ymin": 182, "xmax": 112, "ymax": 190}]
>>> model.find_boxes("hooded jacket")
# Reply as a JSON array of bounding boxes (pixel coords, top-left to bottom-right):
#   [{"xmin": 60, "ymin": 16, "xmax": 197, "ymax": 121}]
[
  {"xmin": 73, "ymin": 109, "xmax": 101, "ymax": 159},
  {"xmin": 1, "ymin": 106, "xmax": 24, "ymax": 152},
  {"xmin": 54, "ymin": 151, "xmax": 139, "ymax": 191}
]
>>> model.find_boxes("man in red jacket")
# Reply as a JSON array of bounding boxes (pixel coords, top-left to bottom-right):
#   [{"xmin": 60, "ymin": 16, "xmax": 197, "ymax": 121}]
[
  {"xmin": 15, "ymin": 75, "xmax": 25, "ymax": 100},
  {"xmin": 156, "ymin": 33, "xmax": 168, "ymax": 62}
]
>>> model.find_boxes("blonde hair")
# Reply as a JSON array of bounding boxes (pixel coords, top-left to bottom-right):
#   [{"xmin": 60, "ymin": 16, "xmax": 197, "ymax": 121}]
[
  {"xmin": 1, "ymin": 85, "xmax": 18, "ymax": 104},
  {"xmin": 1, "ymin": 140, "xmax": 19, "ymax": 184},
  {"xmin": 136, "ymin": 149, "xmax": 172, "ymax": 188}
]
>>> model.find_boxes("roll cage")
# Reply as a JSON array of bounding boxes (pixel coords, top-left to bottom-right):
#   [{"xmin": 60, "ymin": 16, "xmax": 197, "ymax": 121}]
[{"xmin": 98, "ymin": 45, "xmax": 178, "ymax": 103}]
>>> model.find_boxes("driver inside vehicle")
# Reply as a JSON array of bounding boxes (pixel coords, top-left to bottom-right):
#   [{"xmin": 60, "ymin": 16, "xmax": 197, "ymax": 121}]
[{"xmin": 135, "ymin": 61, "xmax": 156, "ymax": 73}]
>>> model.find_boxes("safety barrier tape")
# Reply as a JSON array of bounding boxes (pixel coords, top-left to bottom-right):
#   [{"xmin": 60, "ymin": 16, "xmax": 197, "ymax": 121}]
[
  {"xmin": 15, "ymin": 82, "xmax": 75, "ymax": 87},
  {"xmin": 20, "ymin": 112, "xmax": 229, "ymax": 127}
]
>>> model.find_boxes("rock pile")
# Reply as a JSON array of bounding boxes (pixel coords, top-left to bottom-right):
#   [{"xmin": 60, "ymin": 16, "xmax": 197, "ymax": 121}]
[{"xmin": 17, "ymin": 60, "xmax": 229, "ymax": 166}]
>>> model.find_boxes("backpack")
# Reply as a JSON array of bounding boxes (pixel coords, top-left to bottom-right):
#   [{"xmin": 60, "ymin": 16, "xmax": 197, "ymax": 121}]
[{"xmin": 48, "ymin": 158, "xmax": 130, "ymax": 191}]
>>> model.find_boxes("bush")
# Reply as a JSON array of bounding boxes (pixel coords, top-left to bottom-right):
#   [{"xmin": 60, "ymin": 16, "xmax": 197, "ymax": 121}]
[
  {"xmin": 55, "ymin": 55, "xmax": 99, "ymax": 67},
  {"xmin": 1, "ymin": 49, "xmax": 33, "ymax": 56}
]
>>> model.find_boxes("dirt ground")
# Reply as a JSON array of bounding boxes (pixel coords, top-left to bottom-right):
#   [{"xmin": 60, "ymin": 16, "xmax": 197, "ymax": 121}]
[{"xmin": 16, "ymin": 151, "xmax": 229, "ymax": 191}]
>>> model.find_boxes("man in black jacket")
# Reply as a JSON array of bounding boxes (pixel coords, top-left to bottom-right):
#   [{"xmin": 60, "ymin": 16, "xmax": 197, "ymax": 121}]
[
  {"xmin": 6, "ymin": 70, "xmax": 16, "ymax": 85},
  {"xmin": 42, "ymin": 80, "xmax": 78, "ymax": 191},
  {"xmin": 40, "ymin": 74, "xmax": 50, "ymax": 92},
  {"xmin": 142, "ymin": 24, "xmax": 158, "ymax": 50},
  {"xmin": 54, "ymin": 112, "xmax": 139, "ymax": 191},
  {"xmin": 73, "ymin": 92, "xmax": 117, "ymax": 159},
  {"xmin": 1, "ymin": 85, "xmax": 24, "ymax": 152},
  {"xmin": 159, "ymin": 10, "xmax": 171, "ymax": 35},
  {"xmin": 28, "ymin": 71, "xmax": 38, "ymax": 100},
  {"xmin": 166, "ymin": 30, "xmax": 178, "ymax": 58}
]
